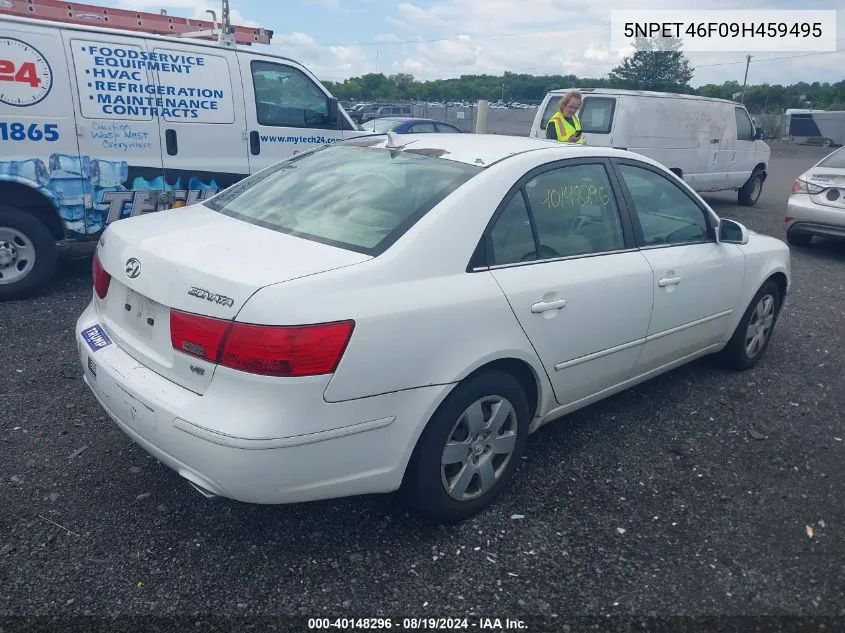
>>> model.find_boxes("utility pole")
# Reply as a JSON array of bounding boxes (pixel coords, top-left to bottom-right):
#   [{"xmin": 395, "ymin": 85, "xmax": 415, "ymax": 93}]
[{"xmin": 740, "ymin": 55, "xmax": 751, "ymax": 103}]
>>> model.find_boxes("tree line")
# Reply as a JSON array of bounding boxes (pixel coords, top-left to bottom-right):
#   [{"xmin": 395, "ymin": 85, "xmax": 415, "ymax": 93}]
[
  {"xmin": 322, "ymin": 72, "xmax": 845, "ymax": 113},
  {"xmin": 321, "ymin": 38, "xmax": 845, "ymax": 113}
]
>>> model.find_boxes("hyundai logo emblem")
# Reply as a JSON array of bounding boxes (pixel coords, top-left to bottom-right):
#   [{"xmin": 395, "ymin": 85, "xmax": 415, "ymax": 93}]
[{"xmin": 125, "ymin": 258, "xmax": 141, "ymax": 278}]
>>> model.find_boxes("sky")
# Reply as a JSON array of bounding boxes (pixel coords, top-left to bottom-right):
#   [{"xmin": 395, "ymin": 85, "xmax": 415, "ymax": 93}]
[{"xmin": 101, "ymin": 0, "xmax": 844, "ymax": 88}]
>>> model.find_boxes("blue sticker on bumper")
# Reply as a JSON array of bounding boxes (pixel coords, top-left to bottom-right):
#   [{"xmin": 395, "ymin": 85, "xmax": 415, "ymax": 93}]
[{"xmin": 81, "ymin": 324, "xmax": 112, "ymax": 352}]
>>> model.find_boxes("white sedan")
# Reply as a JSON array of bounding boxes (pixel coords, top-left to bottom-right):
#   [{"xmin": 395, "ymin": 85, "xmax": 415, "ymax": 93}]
[
  {"xmin": 785, "ymin": 146, "xmax": 845, "ymax": 246},
  {"xmin": 76, "ymin": 133, "xmax": 791, "ymax": 524}
]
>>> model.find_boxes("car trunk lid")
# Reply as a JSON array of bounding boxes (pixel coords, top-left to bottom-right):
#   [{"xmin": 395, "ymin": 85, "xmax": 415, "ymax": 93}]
[{"xmin": 92, "ymin": 205, "xmax": 370, "ymax": 394}]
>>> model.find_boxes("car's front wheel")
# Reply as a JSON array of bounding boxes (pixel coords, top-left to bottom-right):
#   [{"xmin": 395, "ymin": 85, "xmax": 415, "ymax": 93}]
[
  {"xmin": 718, "ymin": 279, "xmax": 782, "ymax": 370},
  {"xmin": 404, "ymin": 370, "xmax": 530, "ymax": 524},
  {"xmin": 738, "ymin": 168, "xmax": 764, "ymax": 206}
]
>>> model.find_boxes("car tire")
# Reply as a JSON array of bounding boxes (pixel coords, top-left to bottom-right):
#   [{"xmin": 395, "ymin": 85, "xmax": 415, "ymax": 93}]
[
  {"xmin": 404, "ymin": 370, "xmax": 530, "ymax": 524},
  {"xmin": 0, "ymin": 207, "xmax": 58, "ymax": 301},
  {"xmin": 738, "ymin": 168, "xmax": 764, "ymax": 206},
  {"xmin": 786, "ymin": 230, "xmax": 812, "ymax": 247},
  {"xmin": 717, "ymin": 280, "xmax": 781, "ymax": 371}
]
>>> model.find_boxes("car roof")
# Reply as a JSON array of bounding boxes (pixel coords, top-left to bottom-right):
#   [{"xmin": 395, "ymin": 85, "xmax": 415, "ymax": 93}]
[
  {"xmin": 545, "ymin": 87, "xmax": 745, "ymax": 107},
  {"xmin": 380, "ymin": 117, "xmax": 458, "ymax": 124},
  {"xmin": 343, "ymin": 133, "xmax": 647, "ymax": 168}
]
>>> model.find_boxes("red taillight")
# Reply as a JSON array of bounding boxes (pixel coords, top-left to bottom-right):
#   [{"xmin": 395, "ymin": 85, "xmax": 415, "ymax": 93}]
[
  {"xmin": 785, "ymin": 216, "xmax": 794, "ymax": 223},
  {"xmin": 92, "ymin": 251, "xmax": 111, "ymax": 299},
  {"xmin": 170, "ymin": 310, "xmax": 230, "ymax": 362},
  {"xmin": 169, "ymin": 310, "xmax": 355, "ymax": 377},
  {"xmin": 791, "ymin": 180, "xmax": 802, "ymax": 193},
  {"xmin": 222, "ymin": 321, "xmax": 355, "ymax": 376}
]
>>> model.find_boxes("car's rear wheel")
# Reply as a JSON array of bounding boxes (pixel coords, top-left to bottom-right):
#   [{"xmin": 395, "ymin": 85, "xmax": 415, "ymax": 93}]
[
  {"xmin": 786, "ymin": 230, "xmax": 812, "ymax": 246},
  {"xmin": 404, "ymin": 370, "xmax": 530, "ymax": 524},
  {"xmin": 717, "ymin": 280, "xmax": 781, "ymax": 370}
]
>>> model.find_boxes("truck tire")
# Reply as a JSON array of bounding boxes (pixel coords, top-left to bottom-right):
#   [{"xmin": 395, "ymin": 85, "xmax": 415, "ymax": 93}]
[
  {"xmin": 0, "ymin": 207, "xmax": 58, "ymax": 300},
  {"xmin": 738, "ymin": 168, "xmax": 764, "ymax": 206}
]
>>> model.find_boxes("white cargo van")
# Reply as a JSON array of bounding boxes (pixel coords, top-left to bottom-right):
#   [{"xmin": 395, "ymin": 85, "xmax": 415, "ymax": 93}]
[
  {"xmin": 531, "ymin": 88, "xmax": 770, "ymax": 205},
  {"xmin": 0, "ymin": 1, "xmax": 364, "ymax": 298}
]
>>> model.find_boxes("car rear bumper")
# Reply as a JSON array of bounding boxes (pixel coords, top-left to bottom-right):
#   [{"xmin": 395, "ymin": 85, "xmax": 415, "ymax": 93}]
[
  {"xmin": 786, "ymin": 196, "xmax": 845, "ymax": 238},
  {"xmin": 75, "ymin": 301, "xmax": 452, "ymax": 505}
]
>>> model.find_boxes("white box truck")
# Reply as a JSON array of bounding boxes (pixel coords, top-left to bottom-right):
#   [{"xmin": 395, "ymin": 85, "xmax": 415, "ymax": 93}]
[
  {"xmin": 0, "ymin": 0, "xmax": 364, "ymax": 298},
  {"xmin": 531, "ymin": 88, "xmax": 770, "ymax": 206}
]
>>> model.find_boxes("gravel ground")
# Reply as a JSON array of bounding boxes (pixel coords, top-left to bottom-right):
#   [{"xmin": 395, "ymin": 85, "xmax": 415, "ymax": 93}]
[{"xmin": 2, "ymin": 141, "xmax": 844, "ymax": 632}]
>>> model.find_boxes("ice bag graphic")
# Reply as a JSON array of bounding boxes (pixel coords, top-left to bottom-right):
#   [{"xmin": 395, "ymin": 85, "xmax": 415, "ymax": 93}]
[
  {"xmin": 84, "ymin": 206, "xmax": 109, "ymax": 234},
  {"xmin": 188, "ymin": 176, "xmax": 221, "ymax": 191},
  {"xmin": 47, "ymin": 170, "xmax": 94, "ymax": 222},
  {"xmin": 90, "ymin": 159, "xmax": 129, "ymax": 188},
  {"xmin": 48, "ymin": 153, "xmax": 91, "ymax": 178},
  {"xmin": 0, "ymin": 159, "xmax": 50, "ymax": 186}
]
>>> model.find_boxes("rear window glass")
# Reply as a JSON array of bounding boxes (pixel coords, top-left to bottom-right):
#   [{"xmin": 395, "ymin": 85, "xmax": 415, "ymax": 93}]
[
  {"xmin": 818, "ymin": 147, "xmax": 845, "ymax": 169},
  {"xmin": 203, "ymin": 144, "xmax": 482, "ymax": 254},
  {"xmin": 539, "ymin": 95, "xmax": 616, "ymax": 133},
  {"xmin": 580, "ymin": 97, "xmax": 615, "ymax": 133}
]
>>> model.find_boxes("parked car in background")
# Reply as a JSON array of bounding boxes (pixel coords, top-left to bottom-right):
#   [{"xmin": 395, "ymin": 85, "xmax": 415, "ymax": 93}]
[
  {"xmin": 360, "ymin": 105, "xmax": 413, "ymax": 124},
  {"xmin": 785, "ymin": 146, "xmax": 845, "ymax": 246},
  {"xmin": 359, "ymin": 117, "xmax": 463, "ymax": 134},
  {"xmin": 77, "ymin": 134, "xmax": 790, "ymax": 524},
  {"xmin": 348, "ymin": 103, "xmax": 379, "ymax": 124}
]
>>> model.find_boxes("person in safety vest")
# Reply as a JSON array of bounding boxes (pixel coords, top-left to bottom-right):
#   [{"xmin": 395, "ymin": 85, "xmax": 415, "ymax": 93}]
[{"xmin": 546, "ymin": 90, "xmax": 585, "ymax": 144}]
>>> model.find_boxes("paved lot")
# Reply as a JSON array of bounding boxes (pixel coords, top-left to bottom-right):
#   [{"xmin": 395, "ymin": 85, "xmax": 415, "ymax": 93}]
[{"xmin": 2, "ymin": 141, "xmax": 844, "ymax": 630}]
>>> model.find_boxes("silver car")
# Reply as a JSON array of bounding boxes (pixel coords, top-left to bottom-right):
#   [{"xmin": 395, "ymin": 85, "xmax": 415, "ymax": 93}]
[{"xmin": 785, "ymin": 147, "xmax": 845, "ymax": 246}]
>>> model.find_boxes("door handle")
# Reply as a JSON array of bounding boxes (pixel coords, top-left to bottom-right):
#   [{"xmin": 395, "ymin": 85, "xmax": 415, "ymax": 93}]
[
  {"xmin": 165, "ymin": 129, "xmax": 178, "ymax": 156},
  {"xmin": 711, "ymin": 139, "xmax": 720, "ymax": 144},
  {"xmin": 250, "ymin": 131, "xmax": 260, "ymax": 155},
  {"xmin": 658, "ymin": 276, "xmax": 681, "ymax": 287},
  {"xmin": 531, "ymin": 299, "xmax": 567, "ymax": 313}
]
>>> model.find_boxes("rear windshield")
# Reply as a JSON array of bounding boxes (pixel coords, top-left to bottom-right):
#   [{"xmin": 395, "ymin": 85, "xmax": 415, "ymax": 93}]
[
  {"xmin": 540, "ymin": 95, "xmax": 616, "ymax": 133},
  {"xmin": 203, "ymin": 143, "xmax": 482, "ymax": 254},
  {"xmin": 818, "ymin": 147, "xmax": 845, "ymax": 169}
]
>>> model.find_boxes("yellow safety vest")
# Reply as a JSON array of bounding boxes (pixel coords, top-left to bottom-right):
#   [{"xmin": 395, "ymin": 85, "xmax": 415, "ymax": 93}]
[{"xmin": 549, "ymin": 112, "xmax": 585, "ymax": 144}]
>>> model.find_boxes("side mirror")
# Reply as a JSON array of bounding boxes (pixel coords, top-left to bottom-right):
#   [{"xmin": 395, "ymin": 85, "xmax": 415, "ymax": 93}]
[
  {"xmin": 327, "ymin": 97, "xmax": 339, "ymax": 127},
  {"xmin": 754, "ymin": 128, "xmax": 763, "ymax": 140},
  {"xmin": 718, "ymin": 218, "xmax": 750, "ymax": 245}
]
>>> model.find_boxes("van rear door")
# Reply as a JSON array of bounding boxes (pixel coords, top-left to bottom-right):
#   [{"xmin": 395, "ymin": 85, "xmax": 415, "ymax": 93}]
[{"xmin": 147, "ymin": 40, "xmax": 249, "ymax": 205}]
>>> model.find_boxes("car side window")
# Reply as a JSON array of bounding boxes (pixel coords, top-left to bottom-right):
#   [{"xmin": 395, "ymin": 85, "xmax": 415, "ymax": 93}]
[
  {"xmin": 735, "ymin": 107, "xmax": 754, "ymax": 141},
  {"xmin": 489, "ymin": 192, "xmax": 537, "ymax": 266},
  {"xmin": 250, "ymin": 60, "xmax": 331, "ymax": 129},
  {"xmin": 617, "ymin": 164, "xmax": 711, "ymax": 246},
  {"xmin": 522, "ymin": 163, "xmax": 626, "ymax": 259},
  {"xmin": 436, "ymin": 123, "xmax": 461, "ymax": 133}
]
